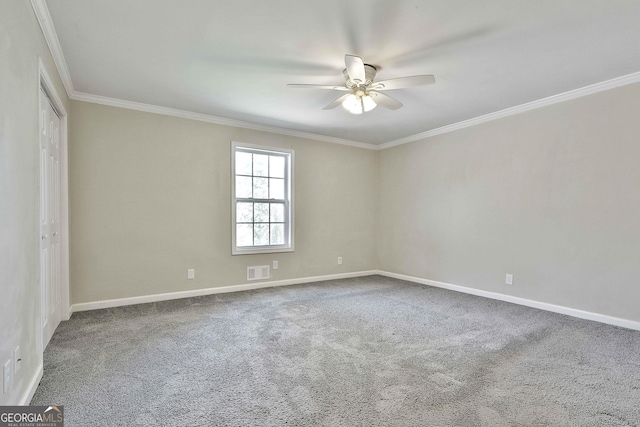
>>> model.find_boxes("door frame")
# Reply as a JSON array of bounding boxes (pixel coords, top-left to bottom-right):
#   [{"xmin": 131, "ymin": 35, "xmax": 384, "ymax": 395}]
[{"xmin": 38, "ymin": 58, "xmax": 70, "ymax": 328}]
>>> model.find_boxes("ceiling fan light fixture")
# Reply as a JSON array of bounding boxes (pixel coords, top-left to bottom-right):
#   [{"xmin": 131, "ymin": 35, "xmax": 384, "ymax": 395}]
[
  {"xmin": 342, "ymin": 93, "xmax": 377, "ymax": 114},
  {"xmin": 295, "ymin": 54, "xmax": 434, "ymax": 113}
]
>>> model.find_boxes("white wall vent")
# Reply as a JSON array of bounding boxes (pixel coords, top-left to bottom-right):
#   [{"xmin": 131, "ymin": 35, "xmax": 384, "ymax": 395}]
[{"xmin": 247, "ymin": 265, "xmax": 270, "ymax": 281}]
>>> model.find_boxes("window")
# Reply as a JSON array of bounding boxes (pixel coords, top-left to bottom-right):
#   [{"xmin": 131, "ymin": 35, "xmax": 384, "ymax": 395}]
[{"xmin": 231, "ymin": 142, "xmax": 294, "ymax": 255}]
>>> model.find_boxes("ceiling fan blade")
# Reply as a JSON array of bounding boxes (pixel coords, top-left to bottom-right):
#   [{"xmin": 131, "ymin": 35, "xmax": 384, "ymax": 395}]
[
  {"xmin": 373, "ymin": 75, "xmax": 435, "ymax": 90},
  {"xmin": 345, "ymin": 54, "xmax": 366, "ymax": 84},
  {"xmin": 369, "ymin": 91, "xmax": 403, "ymax": 110},
  {"xmin": 287, "ymin": 84, "xmax": 350, "ymax": 91},
  {"xmin": 323, "ymin": 93, "xmax": 352, "ymax": 110}
]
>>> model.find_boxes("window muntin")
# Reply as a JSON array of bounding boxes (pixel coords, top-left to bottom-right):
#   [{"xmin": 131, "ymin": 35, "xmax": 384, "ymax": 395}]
[{"xmin": 232, "ymin": 143, "xmax": 294, "ymax": 254}]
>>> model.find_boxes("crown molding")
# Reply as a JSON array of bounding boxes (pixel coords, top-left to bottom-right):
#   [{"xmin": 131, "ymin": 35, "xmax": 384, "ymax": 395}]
[
  {"xmin": 379, "ymin": 70, "xmax": 640, "ymax": 150},
  {"xmin": 64, "ymin": 71, "xmax": 640, "ymax": 152},
  {"xmin": 70, "ymin": 91, "xmax": 375, "ymax": 150},
  {"xmin": 30, "ymin": 0, "xmax": 74, "ymax": 97}
]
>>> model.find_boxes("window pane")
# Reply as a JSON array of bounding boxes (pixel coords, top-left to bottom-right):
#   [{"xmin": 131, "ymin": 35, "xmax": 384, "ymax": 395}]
[
  {"xmin": 236, "ymin": 202, "xmax": 253, "ymax": 222},
  {"xmin": 254, "ymin": 203, "xmax": 269, "ymax": 223},
  {"xmin": 253, "ymin": 177, "xmax": 268, "ymax": 199},
  {"xmin": 236, "ymin": 151, "xmax": 252, "ymax": 175},
  {"xmin": 270, "ymin": 203, "xmax": 284, "ymax": 222},
  {"xmin": 270, "ymin": 224, "xmax": 285, "ymax": 245},
  {"xmin": 237, "ymin": 224, "xmax": 253, "ymax": 247},
  {"xmin": 253, "ymin": 154, "xmax": 269, "ymax": 177},
  {"xmin": 269, "ymin": 178, "xmax": 284, "ymax": 200},
  {"xmin": 270, "ymin": 156, "xmax": 285, "ymax": 178},
  {"xmin": 254, "ymin": 224, "xmax": 269, "ymax": 246},
  {"xmin": 236, "ymin": 176, "xmax": 252, "ymax": 198}
]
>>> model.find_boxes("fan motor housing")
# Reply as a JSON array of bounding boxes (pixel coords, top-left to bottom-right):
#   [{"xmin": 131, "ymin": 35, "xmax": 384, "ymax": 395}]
[{"xmin": 343, "ymin": 64, "xmax": 377, "ymax": 88}]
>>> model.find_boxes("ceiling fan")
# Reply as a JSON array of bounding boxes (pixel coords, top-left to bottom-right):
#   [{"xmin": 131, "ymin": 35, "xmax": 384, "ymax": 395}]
[{"xmin": 287, "ymin": 54, "xmax": 435, "ymax": 114}]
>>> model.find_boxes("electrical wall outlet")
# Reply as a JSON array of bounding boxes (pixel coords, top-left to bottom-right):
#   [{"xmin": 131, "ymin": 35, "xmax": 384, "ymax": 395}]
[
  {"xmin": 187, "ymin": 269, "xmax": 195, "ymax": 279},
  {"xmin": 506, "ymin": 274, "xmax": 514, "ymax": 285},
  {"xmin": 272, "ymin": 260, "xmax": 278, "ymax": 270},
  {"xmin": 337, "ymin": 257, "xmax": 343, "ymax": 265},
  {"xmin": 14, "ymin": 347, "xmax": 21, "ymax": 374},
  {"xmin": 3, "ymin": 359, "xmax": 11, "ymax": 394}
]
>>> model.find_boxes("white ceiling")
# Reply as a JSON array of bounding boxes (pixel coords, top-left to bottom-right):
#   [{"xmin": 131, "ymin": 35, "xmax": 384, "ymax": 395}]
[{"xmin": 44, "ymin": 0, "xmax": 640, "ymax": 146}]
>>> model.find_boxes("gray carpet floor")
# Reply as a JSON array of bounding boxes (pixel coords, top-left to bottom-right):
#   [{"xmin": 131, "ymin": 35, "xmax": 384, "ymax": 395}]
[{"xmin": 32, "ymin": 275, "xmax": 640, "ymax": 426}]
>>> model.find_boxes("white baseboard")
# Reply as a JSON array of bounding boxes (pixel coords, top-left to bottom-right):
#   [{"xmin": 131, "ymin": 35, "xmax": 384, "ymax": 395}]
[
  {"xmin": 377, "ymin": 270, "xmax": 640, "ymax": 331},
  {"xmin": 19, "ymin": 363, "xmax": 43, "ymax": 405},
  {"xmin": 70, "ymin": 269, "xmax": 639, "ymax": 331},
  {"xmin": 72, "ymin": 270, "xmax": 378, "ymax": 312}
]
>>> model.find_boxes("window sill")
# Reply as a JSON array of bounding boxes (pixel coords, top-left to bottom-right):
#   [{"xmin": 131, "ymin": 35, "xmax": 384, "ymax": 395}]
[{"xmin": 232, "ymin": 246, "xmax": 295, "ymax": 256}]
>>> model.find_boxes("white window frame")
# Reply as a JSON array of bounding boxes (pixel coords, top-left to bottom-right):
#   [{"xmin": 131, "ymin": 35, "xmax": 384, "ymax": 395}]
[{"xmin": 231, "ymin": 141, "xmax": 295, "ymax": 255}]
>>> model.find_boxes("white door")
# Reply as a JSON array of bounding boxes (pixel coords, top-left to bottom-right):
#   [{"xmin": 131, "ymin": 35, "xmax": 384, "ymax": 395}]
[{"xmin": 39, "ymin": 88, "xmax": 62, "ymax": 348}]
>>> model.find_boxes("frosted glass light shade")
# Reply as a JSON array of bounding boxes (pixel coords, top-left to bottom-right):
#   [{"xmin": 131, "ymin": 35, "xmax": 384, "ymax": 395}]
[
  {"xmin": 362, "ymin": 95, "xmax": 377, "ymax": 112},
  {"xmin": 342, "ymin": 93, "xmax": 377, "ymax": 114},
  {"xmin": 342, "ymin": 94, "xmax": 362, "ymax": 114}
]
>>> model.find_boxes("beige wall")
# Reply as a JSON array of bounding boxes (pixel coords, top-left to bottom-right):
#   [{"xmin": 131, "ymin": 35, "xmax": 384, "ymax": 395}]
[
  {"xmin": 379, "ymin": 82, "xmax": 640, "ymax": 322},
  {"xmin": 69, "ymin": 102, "xmax": 378, "ymax": 303},
  {"xmin": 0, "ymin": 2, "xmax": 70, "ymax": 405}
]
